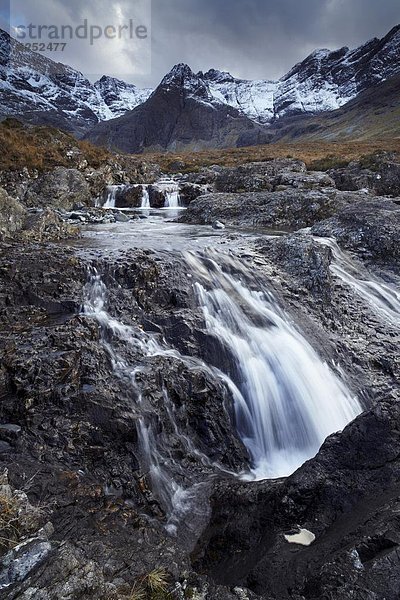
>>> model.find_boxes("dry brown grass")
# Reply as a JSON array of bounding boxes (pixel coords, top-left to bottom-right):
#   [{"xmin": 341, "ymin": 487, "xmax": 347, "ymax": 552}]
[
  {"xmin": 143, "ymin": 139, "xmax": 400, "ymax": 173},
  {"xmin": 0, "ymin": 119, "xmax": 110, "ymax": 171}
]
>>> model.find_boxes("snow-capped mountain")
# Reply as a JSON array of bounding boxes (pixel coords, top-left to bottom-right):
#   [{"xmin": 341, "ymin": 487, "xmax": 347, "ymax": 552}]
[
  {"xmin": 200, "ymin": 69, "xmax": 277, "ymax": 124},
  {"xmin": 274, "ymin": 24, "xmax": 400, "ymax": 118},
  {"xmin": 0, "ymin": 29, "xmax": 152, "ymax": 134},
  {"xmin": 94, "ymin": 76, "xmax": 152, "ymax": 118},
  {"xmin": 0, "ymin": 23, "xmax": 399, "ymax": 146},
  {"xmin": 86, "ymin": 63, "xmax": 271, "ymax": 153}
]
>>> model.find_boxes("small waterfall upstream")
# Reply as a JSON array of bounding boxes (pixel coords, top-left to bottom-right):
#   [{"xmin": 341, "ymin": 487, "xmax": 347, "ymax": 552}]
[
  {"xmin": 140, "ymin": 185, "xmax": 150, "ymax": 208},
  {"xmin": 185, "ymin": 250, "xmax": 362, "ymax": 479},
  {"xmin": 316, "ymin": 237, "xmax": 400, "ymax": 326},
  {"xmin": 103, "ymin": 185, "xmax": 124, "ymax": 208},
  {"xmin": 103, "ymin": 184, "xmax": 151, "ymax": 209},
  {"xmin": 102, "ymin": 182, "xmax": 181, "ymax": 209},
  {"xmin": 156, "ymin": 178, "xmax": 182, "ymax": 208}
]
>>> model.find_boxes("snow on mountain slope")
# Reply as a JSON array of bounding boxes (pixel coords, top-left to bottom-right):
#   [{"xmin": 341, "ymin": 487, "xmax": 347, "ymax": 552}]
[
  {"xmin": 86, "ymin": 63, "xmax": 272, "ymax": 153},
  {"xmin": 0, "ymin": 29, "xmax": 152, "ymax": 133},
  {"xmin": 275, "ymin": 25, "xmax": 400, "ymax": 118},
  {"xmin": 201, "ymin": 69, "xmax": 277, "ymax": 124},
  {"xmin": 94, "ymin": 76, "xmax": 152, "ymax": 118},
  {"xmin": 0, "ymin": 24, "xmax": 399, "ymax": 138}
]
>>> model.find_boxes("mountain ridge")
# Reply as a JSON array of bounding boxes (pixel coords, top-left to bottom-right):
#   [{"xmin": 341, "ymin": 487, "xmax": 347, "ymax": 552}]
[{"xmin": 1, "ymin": 24, "xmax": 399, "ymax": 149}]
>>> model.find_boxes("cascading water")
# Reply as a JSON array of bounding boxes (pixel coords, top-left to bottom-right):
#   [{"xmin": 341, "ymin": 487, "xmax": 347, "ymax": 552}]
[
  {"xmin": 316, "ymin": 237, "xmax": 400, "ymax": 326},
  {"xmin": 185, "ymin": 250, "xmax": 362, "ymax": 479},
  {"xmin": 82, "ymin": 269, "xmax": 213, "ymax": 539},
  {"xmin": 156, "ymin": 179, "xmax": 181, "ymax": 208},
  {"xmin": 103, "ymin": 185, "xmax": 123, "ymax": 208},
  {"xmin": 140, "ymin": 185, "xmax": 150, "ymax": 208}
]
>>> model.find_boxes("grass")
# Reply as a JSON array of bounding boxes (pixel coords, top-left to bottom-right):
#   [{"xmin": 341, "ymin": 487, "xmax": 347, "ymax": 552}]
[
  {"xmin": 1, "ymin": 118, "xmax": 398, "ymax": 178},
  {"xmin": 142, "ymin": 140, "xmax": 400, "ymax": 173},
  {"xmin": 129, "ymin": 568, "xmax": 171, "ymax": 600},
  {"xmin": 0, "ymin": 118, "xmax": 110, "ymax": 171},
  {"xmin": 0, "ymin": 492, "xmax": 22, "ymax": 551}
]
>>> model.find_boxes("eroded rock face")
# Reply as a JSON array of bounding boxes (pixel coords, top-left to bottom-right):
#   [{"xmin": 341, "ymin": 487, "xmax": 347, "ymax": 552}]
[
  {"xmin": 329, "ymin": 154, "xmax": 400, "ymax": 197},
  {"xmin": 24, "ymin": 167, "xmax": 92, "ymax": 210},
  {"xmin": 0, "ymin": 242, "xmax": 251, "ymax": 598},
  {"xmin": 193, "ymin": 392, "xmax": 400, "ymax": 600},
  {"xmin": 311, "ymin": 199, "xmax": 400, "ymax": 266},
  {"xmin": 0, "ymin": 187, "xmax": 26, "ymax": 238},
  {"xmin": 181, "ymin": 189, "xmax": 364, "ymax": 230}
]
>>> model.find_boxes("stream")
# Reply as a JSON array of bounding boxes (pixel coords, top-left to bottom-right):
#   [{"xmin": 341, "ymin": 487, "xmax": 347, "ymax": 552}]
[{"xmin": 71, "ymin": 208, "xmax": 400, "ymax": 536}]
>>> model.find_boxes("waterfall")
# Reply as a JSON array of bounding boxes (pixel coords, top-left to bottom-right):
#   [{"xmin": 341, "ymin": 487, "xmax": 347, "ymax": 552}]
[
  {"xmin": 156, "ymin": 179, "xmax": 181, "ymax": 208},
  {"xmin": 185, "ymin": 251, "xmax": 362, "ymax": 479},
  {"xmin": 82, "ymin": 269, "xmax": 212, "ymax": 538},
  {"xmin": 316, "ymin": 237, "xmax": 400, "ymax": 326},
  {"xmin": 103, "ymin": 185, "xmax": 123, "ymax": 208},
  {"xmin": 140, "ymin": 185, "xmax": 150, "ymax": 208},
  {"xmin": 82, "ymin": 250, "xmax": 362, "ymax": 485}
]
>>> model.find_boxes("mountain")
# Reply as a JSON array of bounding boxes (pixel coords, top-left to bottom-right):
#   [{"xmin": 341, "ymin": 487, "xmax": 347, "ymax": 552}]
[
  {"xmin": 200, "ymin": 69, "xmax": 277, "ymax": 124},
  {"xmin": 270, "ymin": 73, "xmax": 400, "ymax": 142},
  {"xmin": 0, "ymin": 30, "xmax": 151, "ymax": 135},
  {"xmin": 1, "ymin": 24, "xmax": 399, "ymax": 148},
  {"xmin": 274, "ymin": 24, "xmax": 400, "ymax": 118},
  {"xmin": 85, "ymin": 64, "xmax": 272, "ymax": 152},
  {"xmin": 93, "ymin": 76, "xmax": 152, "ymax": 118}
]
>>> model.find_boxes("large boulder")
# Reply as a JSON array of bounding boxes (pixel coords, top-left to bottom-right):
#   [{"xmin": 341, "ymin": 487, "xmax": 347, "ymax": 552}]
[
  {"xmin": 24, "ymin": 167, "xmax": 92, "ymax": 210},
  {"xmin": 272, "ymin": 170, "xmax": 335, "ymax": 190},
  {"xmin": 181, "ymin": 189, "xmax": 366, "ymax": 230},
  {"xmin": 21, "ymin": 209, "xmax": 80, "ymax": 242},
  {"xmin": 329, "ymin": 154, "xmax": 400, "ymax": 197},
  {"xmin": 182, "ymin": 159, "xmax": 307, "ymax": 192},
  {"xmin": 0, "ymin": 187, "xmax": 26, "ymax": 239},
  {"xmin": 311, "ymin": 199, "xmax": 400, "ymax": 264}
]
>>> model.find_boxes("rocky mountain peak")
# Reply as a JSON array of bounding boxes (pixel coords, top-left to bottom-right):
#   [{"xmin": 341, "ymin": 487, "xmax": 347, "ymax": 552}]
[
  {"xmin": 201, "ymin": 69, "xmax": 236, "ymax": 83},
  {"xmin": 161, "ymin": 63, "xmax": 199, "ymax": 85},
  {"xmin": 159, "ymin": 63, "xmax": 214, "ymax": 101}
]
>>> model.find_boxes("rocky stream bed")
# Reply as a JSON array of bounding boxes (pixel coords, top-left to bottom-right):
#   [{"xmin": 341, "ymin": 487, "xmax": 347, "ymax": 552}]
[{"xmin": 0, "ymin": 156, "xmax": 399, "ymax": 599}]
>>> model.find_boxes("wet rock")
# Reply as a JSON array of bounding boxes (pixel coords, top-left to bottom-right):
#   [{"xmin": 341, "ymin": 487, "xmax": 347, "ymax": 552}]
[
  {"xmin": 181, "ymin": 189, "xmax": 362, "ymax": 230},
  {"xmin": 212, "ymin": 221, "xmax": 225, "ymax": 230},
  {"xmin": 149, "ymin": 185, "xmax": 166, "ymax": 208},
  {"xmin": 0, "ymin": 441, "xmax": 11, "ymax": 453},
  {"xmin": 329, "ymin": 153, "xmax": 400, "ymax": 197},
  {"xmin": 112, "ymin": 184, "xmax": 143, "ymax": 209},
  {"xmin": 311, "ymin": 198, "xmax": 400, "ymax": 266},
  {"xmin": 194, "ymin": 392, "xmax": 400, "ymax": 600},
  {"xmin": 259, "ymin": 233, "xmax": 333, "ymax": 300},
  {"xmin": 179, "ymin": 182, "xmax": 210, "ymax": 205},
  {"xmin": 0, "ymin": 188, "xmax": 26, "ymax": 239},
  {"xmin": 21, "ymin": 209, "xmax": 80, "ymax": 242},
  {"xmin": 113, "ymin": 211, "xmax": 130, "ymax": 223},
  {"xmin": 24, "ymin": 167, "xmax": 91, "ymax": 210}
]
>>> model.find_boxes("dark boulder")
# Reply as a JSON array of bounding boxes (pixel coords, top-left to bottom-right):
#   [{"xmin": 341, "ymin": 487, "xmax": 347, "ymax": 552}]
[{"xmin": 311, "ymin": 199, "xmax": 400, "ymax": 265}]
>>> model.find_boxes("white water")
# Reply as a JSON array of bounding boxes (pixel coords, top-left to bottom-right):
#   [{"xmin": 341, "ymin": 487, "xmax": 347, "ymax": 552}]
[
  {"xmin": 186, "ymin": 251, "xmax": 362, "ymax": 479},
  {"xmin": 140, "ymin": 185, "xmax": 150, "ymax": 208},
  {"xmin": 155, "ymin": 178, "xmax": 181, "ymax": 208},
  {"xmin": 103, "ymin": 185, "xmax": 124, "ymax": 208},
  {"xmin": 82, "ymin": 270, "xmax": 212, "ymax": 537},
  {"xmin": 82, "ymin": 246, "xmax": 363, "ymax": 492},
  {"xmin": 316, "ymin": 237, "xmax": 400, "ymax": 327}
]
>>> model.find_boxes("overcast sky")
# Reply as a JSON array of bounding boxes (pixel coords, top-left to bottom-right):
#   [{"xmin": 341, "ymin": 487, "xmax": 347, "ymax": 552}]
[{"xmin": 1, "ymin": 0, "xmax": 399, "ymax": 86}]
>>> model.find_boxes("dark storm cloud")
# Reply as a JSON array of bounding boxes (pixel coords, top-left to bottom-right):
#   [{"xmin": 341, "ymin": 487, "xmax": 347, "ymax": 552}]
[
  {"xmin": 149, "ymin": 0, "xmax": 400, "ymax": 84},
  {"xmin": 5, "ymin": 0, "xmax": 400, "ymax": 86}
]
